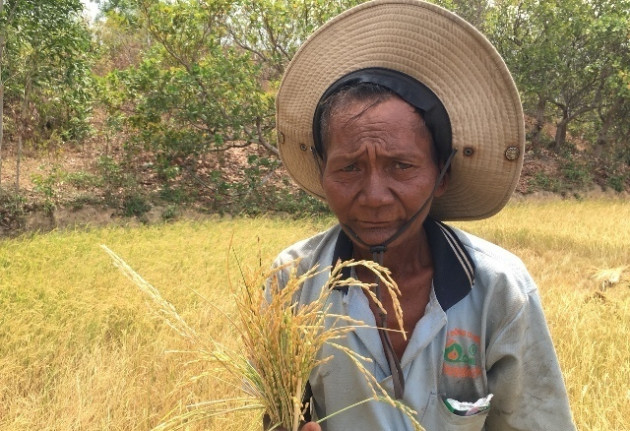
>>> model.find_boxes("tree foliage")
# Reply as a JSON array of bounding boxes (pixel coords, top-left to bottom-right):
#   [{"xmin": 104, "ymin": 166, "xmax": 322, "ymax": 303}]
[
  {"xmin": 0, "ymin": 0, "xmax": 95, "ymax": 188},
  {"xmin": 488, "ymin": 0, "xmax": 630, "ymax": 153},
  {"xmin": 2, "ymin": 0, "xmax": 630, "ymax": 218},
  {"xmin": 91, "ymin": 0, "xmax": 365, "ymax": 213},
  {"xmin": 97, "ymin": 0, "xmax": 364, "ymax": 163},
  {"xmin": 94, "ymin": 0, "xmax": 628, "ymax": 164}
]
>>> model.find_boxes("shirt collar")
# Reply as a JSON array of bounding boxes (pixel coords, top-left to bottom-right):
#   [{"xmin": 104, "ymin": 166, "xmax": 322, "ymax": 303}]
[{"xmin": 331, "ymin": 218, "xmax": 475, "ymax": 311}]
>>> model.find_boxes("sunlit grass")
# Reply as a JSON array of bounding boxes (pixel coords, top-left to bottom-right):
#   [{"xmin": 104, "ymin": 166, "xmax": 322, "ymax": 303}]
[
  {"xmin": 454, "ymin": 197, "xmax": 630, "ymax": 431},
  {"xmin": 102, "ymin": 243, "xmax": 422, "ymax": 431},
  {"xmin": 1, "ymin": 198, "xmax": 628, "ymax": 430},
  {"xmin": 0, "ymin": 217, "xmax": 334, "ymax": 430}
]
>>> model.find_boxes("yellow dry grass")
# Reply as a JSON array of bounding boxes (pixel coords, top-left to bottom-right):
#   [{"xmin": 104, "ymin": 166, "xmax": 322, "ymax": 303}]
[
  {"xmin": 0, "ymin": 217, "xmax": 330, "ymax": 431},
  {"xmin": 101, "ymin": 244, "xmax": 421, "ymax": 431},
  {"xmin": 0, "ymin": 198, "xmax": 629, "ymax": 430},
  {"xmin": 453, "ymin": 198, "xmax": 630, "ymax": 431}
]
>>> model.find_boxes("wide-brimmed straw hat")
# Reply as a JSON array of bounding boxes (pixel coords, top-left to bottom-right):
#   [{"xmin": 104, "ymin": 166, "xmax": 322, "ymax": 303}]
[{"xmin": 276, "ymin": 0, "xmax": 525, "ymax": 221}]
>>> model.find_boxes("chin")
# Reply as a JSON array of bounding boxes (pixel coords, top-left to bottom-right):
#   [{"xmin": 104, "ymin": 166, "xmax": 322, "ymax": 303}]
[{"xmin": 347, "ymin": 226, "xmax": 398, "ymax": 248}]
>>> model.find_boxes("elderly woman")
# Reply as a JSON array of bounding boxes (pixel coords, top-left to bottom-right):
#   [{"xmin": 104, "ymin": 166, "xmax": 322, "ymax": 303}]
[{"xmin": 270, "ymin": 1, "xmax": 576, "ymax": 430}]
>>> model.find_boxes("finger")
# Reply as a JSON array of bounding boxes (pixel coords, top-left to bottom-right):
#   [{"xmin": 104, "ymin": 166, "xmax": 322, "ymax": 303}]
[{"xmin": 300, "ymin": 422, "xmax": 322, "ymax": 431}]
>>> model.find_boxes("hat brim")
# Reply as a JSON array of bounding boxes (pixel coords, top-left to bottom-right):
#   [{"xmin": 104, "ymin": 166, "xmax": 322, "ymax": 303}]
[{"xmin": 276, "ymin": 0, "xmax": 525, "ymax": 221}]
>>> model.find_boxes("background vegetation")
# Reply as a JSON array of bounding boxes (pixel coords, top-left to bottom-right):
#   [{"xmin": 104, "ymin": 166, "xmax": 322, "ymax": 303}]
[
  {"xmin": 0, "ymin": 0, "xmax": 629, "ymax": 235},
  {"xmin": 0, "ymin": 199, "xmax": 629, "ymax": 430}
]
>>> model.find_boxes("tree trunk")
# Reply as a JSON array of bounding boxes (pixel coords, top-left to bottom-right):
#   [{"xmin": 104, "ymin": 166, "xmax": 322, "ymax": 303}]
[
  {"xmin": 16, "ymin": 130, "xmax": 21, "ymax": 191},
  {"xmin": 0, "ymin": 78, "xmax": 4, "ymax": 190},
  {"xmin": 594, "ymin": 97, "xmax": 622, "ymax": 159},
  {"xmin": 595, "ymin": 118, "xmax": 612, "ymax": 160},
  {"xmin": 552, "ymin": 104, "xmax": 570, "ymax": 153},
  {"xmin": 16, "ymin": 77, "xmax": 31, "ymax": 191},
  {"xmin": 530, "ymin": 95, "xmax": 546, "ymax": 153},
  {"xmin": 0, "ymin": 32, "xmax": 5, "ymax": 189},
  {"xmin": 554, "ymin": 118, "xmax": 568, "ymax": 152}
]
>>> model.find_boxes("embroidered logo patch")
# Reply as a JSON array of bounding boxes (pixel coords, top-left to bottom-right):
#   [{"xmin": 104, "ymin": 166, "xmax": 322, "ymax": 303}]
[{"xmin": 443, "ymin": 328, "xmax": 482, "ymax": 378}]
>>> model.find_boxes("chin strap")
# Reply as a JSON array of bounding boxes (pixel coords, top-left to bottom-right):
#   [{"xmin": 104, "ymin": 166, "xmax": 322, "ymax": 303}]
[{"xmin": 342, "ymin": 148, "xmax": 456, "ymax": 399}]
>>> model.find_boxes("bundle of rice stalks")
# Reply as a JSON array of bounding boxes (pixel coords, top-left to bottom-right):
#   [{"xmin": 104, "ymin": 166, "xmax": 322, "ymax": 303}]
[{"xmin": 101, "ymin": 245, "xmax": 423, "ymax": 431}]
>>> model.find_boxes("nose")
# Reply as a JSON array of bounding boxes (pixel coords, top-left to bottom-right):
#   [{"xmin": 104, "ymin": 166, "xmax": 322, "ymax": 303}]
[{"xmin": 358, "ymin": 169, "xmax": 395, "ymax": 208}]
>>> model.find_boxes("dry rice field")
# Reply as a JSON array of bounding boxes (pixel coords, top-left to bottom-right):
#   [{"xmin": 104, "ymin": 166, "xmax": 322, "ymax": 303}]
[{"xmin": 0, "ymin": 198, "xmax": 628, "ymax": 430}]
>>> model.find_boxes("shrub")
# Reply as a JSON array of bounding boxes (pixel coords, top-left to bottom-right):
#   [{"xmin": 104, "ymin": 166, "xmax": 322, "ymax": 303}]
[
  {"xmin": 607, "ymin": 173, "xmax": 628, "ymax": 193},
  {"xmin": 0, "ymin": 190, "xmax": 26, "ymax": 232},
  {"xmin": 122, "ymin": 193, "xmax": 151, "ymax": 218},
  {"xmin": 560, "ymin": 157, "xmax": 593, "ymax": 190}
]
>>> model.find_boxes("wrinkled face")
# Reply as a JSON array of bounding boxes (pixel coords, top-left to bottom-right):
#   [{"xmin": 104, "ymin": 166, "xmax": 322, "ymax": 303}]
[{"xmin": 321, "ymin": 96, "xmax": 446, "ymax": 249}]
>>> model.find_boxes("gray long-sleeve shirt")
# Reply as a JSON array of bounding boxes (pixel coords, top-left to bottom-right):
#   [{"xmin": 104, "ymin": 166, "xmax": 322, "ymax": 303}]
[{"xmin": 270, "ymin": 219, "xmax": 576, "ymax": 431}]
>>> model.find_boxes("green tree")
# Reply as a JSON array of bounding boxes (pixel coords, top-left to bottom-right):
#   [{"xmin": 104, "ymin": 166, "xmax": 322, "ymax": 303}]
[
  {"xmin": 97, "ymin": 0, "xmax": 365, "ymax": 173},
  {"xmin": 228, "ymin": 0, "xmax": 365, "ymax": 81},
  {"xmin": 590, "ymin": 0, "xmax": 630, "ymax": 160},
  {"xmin": 0, "ymin": 0, "xmax": 94, "ymax": 189},
  {"xmin": 93, "ymin": 2, "xmax": 150, "ymax": 74},
  {"xmin": 431, "ymin": 0, "xmax": 491, "ymax": 31},
  {"xmin": 0, "ymin": 0, "xmax": 15, "ymax": 187},
  {"xmin": 488, "ymin": 0, "xmax": 630, "ymax": 153},
  {"xmin": 98, "ymin": 0, "xmax": 275, "ymax": 165},
  {"xmin": 92, "ymin": 0, "xmax": 371, "ymax": 213}
]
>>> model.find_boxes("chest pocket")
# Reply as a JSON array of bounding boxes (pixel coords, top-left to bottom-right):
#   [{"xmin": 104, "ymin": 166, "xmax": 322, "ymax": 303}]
[{"xmin": 422, "ymin": 392, "xmax": 488, "ymax": 431}]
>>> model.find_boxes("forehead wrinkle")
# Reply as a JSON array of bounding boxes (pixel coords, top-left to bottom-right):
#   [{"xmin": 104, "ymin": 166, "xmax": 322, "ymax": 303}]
[
  {"xmin": 330, "ymin": 120, "xmax": 398, "ymax": 156},
  {"xmin": 354, "ymin": 127, "xmax": 394, "ymax": 150},
  {"xmin": 327, "ymin": 96, "xmax": 434, "ymax": 161}
]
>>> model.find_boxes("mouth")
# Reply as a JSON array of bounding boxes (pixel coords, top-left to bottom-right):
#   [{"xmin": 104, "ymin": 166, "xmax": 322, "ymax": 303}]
[{"xmin": 356, "ymin": 220, "xmax": 397, "ymax": 228}]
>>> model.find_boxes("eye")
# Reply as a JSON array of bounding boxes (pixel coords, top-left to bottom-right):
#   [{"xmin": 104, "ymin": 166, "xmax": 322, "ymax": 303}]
[
  {"xmin": 394, "ymin": 161, "xmax": 413, "ymax": 170},
  {"xmin": 341, "ymin": 163, "xmax": 359, "ymax": 172}
]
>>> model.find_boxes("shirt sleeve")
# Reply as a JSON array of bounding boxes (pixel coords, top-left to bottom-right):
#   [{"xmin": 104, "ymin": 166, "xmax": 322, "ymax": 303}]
[{"xmin": 484, "ymin": 289, "xmax": 576, "ymax": 431}]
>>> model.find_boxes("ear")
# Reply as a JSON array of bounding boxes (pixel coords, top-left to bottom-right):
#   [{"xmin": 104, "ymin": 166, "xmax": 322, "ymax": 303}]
[
  {"xmin": 434, "ymin": 169, "xmax": 448, "ymax": 198},
  {"xmin": 311, "ymin": 146, "xmax": 324, "ymax": 179}
]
